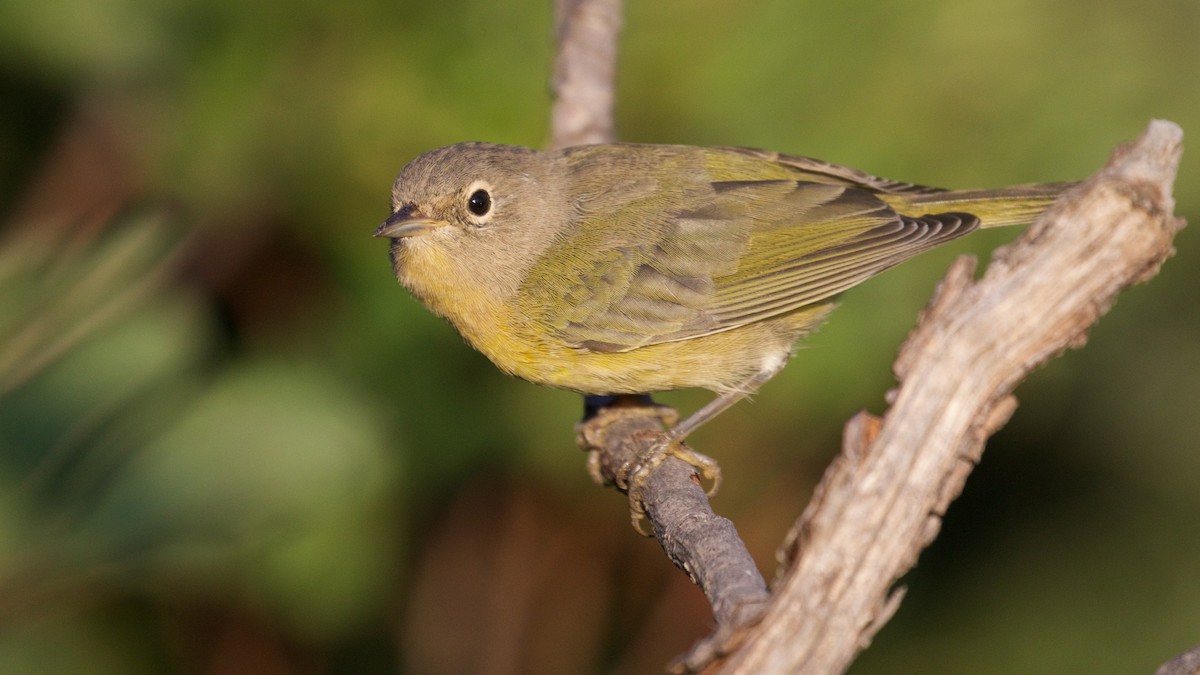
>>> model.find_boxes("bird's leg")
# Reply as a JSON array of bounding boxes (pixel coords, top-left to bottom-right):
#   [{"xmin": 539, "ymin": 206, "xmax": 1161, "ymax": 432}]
[
  {"xmin": 580, "ymin": 394, "xmax": 671, "ymax": 486},
  {"xmin": 668, "ymin": 382, "xmax": 763, "ymax": 444},
  {"xmin": 625, "ymin": 357, "xmax": 787, "ymax": 532}
]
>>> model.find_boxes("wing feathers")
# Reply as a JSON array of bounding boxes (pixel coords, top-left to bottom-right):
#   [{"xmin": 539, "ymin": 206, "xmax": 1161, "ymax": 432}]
[
  {"xmin": 539, "ymin": 148, "xmax": 982, "ymax": 354},
  {"xmin": 707, "ymin": 213, "xmax": 977, "ymax": 325}
]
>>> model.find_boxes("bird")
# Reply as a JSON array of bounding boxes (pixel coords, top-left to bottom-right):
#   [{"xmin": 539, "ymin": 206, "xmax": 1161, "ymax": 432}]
[{"xmin": 375, "ymin": 141, "xmax": 1068, "ymax": 487}]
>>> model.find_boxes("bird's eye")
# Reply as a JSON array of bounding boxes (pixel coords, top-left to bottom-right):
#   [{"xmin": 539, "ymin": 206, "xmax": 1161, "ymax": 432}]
[{"xmin": 467, "ymin": 189, "xmax": 492, "ymax": 217}]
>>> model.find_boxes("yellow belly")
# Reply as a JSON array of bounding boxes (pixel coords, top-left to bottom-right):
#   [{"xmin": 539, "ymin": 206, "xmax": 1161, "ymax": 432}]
[{"xmin": 468, "ymin": 302, "xmax": 834, "ymax": 395}]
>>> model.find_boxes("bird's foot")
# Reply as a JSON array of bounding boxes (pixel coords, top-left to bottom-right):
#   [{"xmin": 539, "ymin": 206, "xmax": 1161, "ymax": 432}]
[
  {"xmin": 625, "ymin": 438, "xmax": 722, "ymax": 535},
  {"xmin": 575, "ymin": 396, "xmax": 721, "ymax": 535}
]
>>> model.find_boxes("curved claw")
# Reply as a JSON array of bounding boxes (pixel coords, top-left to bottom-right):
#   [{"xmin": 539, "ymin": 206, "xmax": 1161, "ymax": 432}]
[{"xmin": 625, "ymin": 439, "xmax": 723, "ymax": 535}]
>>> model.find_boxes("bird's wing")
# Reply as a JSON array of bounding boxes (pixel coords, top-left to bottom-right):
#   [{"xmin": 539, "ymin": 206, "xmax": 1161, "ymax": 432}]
[
  {"xmin": 526, "ymin": 166, "xmax": 977, "ymax": 354},
  {"xmin": 695, "ymin": 180, "xmax": 977, "ymax": 331},
  {"xmin": 719, "ymin": 146, "xmax": 948, "ymax": 196},
  {"xmin": 519, "ymin": 174, "xmax": 750, "ymax": 352}
]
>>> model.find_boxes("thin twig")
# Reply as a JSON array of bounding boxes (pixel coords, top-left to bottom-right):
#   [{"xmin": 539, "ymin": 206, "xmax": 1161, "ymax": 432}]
[
  {"xmin": 550, "ymin": 0, "xmax": 622, "ymax": 149},
  {"xmin": 552, "ymin": 0, "xmax": 774, "ymax": 660},
  {"xmin": 576, "ymin": 403, "xmax": 772, "ymax": 632}
]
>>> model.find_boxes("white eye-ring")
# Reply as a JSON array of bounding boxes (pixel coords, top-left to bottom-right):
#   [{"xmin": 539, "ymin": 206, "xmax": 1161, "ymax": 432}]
[{"xmin": 464, "ymin": 180, "xmax": 494, "ymax": 224}]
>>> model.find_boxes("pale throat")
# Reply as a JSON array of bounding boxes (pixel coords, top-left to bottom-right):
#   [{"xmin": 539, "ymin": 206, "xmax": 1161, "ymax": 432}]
[{"xmin": 396, "ymin": 238, "xmax": 524, "ymax": 345}]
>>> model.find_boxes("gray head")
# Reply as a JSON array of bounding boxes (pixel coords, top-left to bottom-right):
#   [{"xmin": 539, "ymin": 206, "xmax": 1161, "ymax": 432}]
[{"xmin": 375, "ymin": 142, "xmax": 566, "ymax": 306}]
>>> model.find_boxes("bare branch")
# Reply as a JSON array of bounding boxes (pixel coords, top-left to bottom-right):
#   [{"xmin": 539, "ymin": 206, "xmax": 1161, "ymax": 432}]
[
  {"xmin": 1157, "ymin": 644, "xmax": 1200, "ymax": 675},
  {"xmin": 553, "ymin": 2, "xmax": 774, "ymax": 661},
  {"xmin": 549, "ymin": 5, "xmax": 1185, "ymax": 674},
  {"xmin": 576, "ymin": 403, "xmax": 771, "ymax": 642},
  {"xmin": 550, "ymin": 0, "xmax": 622, "ymax": 149},
  {"xmin": 717, "ymin": 121, "xmax": 1185, "ymax": 674}
]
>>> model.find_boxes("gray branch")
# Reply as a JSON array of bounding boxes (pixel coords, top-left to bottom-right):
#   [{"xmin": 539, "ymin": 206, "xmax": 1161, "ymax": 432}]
[
  {"xmin": 550, "ymin": 0, "xmax": 622, "ymax": 149},
  {"xmin": 720, "ymin": 121, "xmax": 1185, "ymax": 674},
  {"xmin": 551, "ymin": 0, "xmax": 773, "ymax": 663},
  {"xmin": 547, "ymin": 4, "xmax": 1185, "ymax": 674}
]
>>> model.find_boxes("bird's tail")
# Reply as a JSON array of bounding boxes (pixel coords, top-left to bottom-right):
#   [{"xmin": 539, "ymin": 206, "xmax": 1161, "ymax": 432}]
[{"xmin": 889, "ymin": 182, "xmax": 1075, "ymax": 228}]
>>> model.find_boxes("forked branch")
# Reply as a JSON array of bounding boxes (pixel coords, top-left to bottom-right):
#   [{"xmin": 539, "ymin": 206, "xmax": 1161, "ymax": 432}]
[{"xmin": 550, "ymin": 3, "xmax": 1186, "ymax": 674}]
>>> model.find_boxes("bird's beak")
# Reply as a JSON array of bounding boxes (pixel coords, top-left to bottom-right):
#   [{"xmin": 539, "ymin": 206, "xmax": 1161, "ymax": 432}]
[{"xmin": 373, "ymin": 205, "xmax": 449, "ymax": 239}]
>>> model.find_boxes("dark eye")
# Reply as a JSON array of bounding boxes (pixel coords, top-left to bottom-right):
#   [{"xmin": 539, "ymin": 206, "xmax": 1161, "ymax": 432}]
[{"xmin": 467, "ymin": 189, "xmax": 491, "ymax": 217}]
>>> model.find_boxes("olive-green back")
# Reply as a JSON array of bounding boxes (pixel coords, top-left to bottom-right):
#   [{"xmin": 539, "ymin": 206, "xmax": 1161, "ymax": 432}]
[{"xmin": 520, "ymin": 144, "xmax": 1060, "ymax": 353}]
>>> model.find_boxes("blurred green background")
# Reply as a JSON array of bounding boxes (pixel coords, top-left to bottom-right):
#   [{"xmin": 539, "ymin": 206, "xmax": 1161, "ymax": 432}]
[{"xmin": 1, "ymin": 1, "xmax": 1197, "ymax": 673}]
